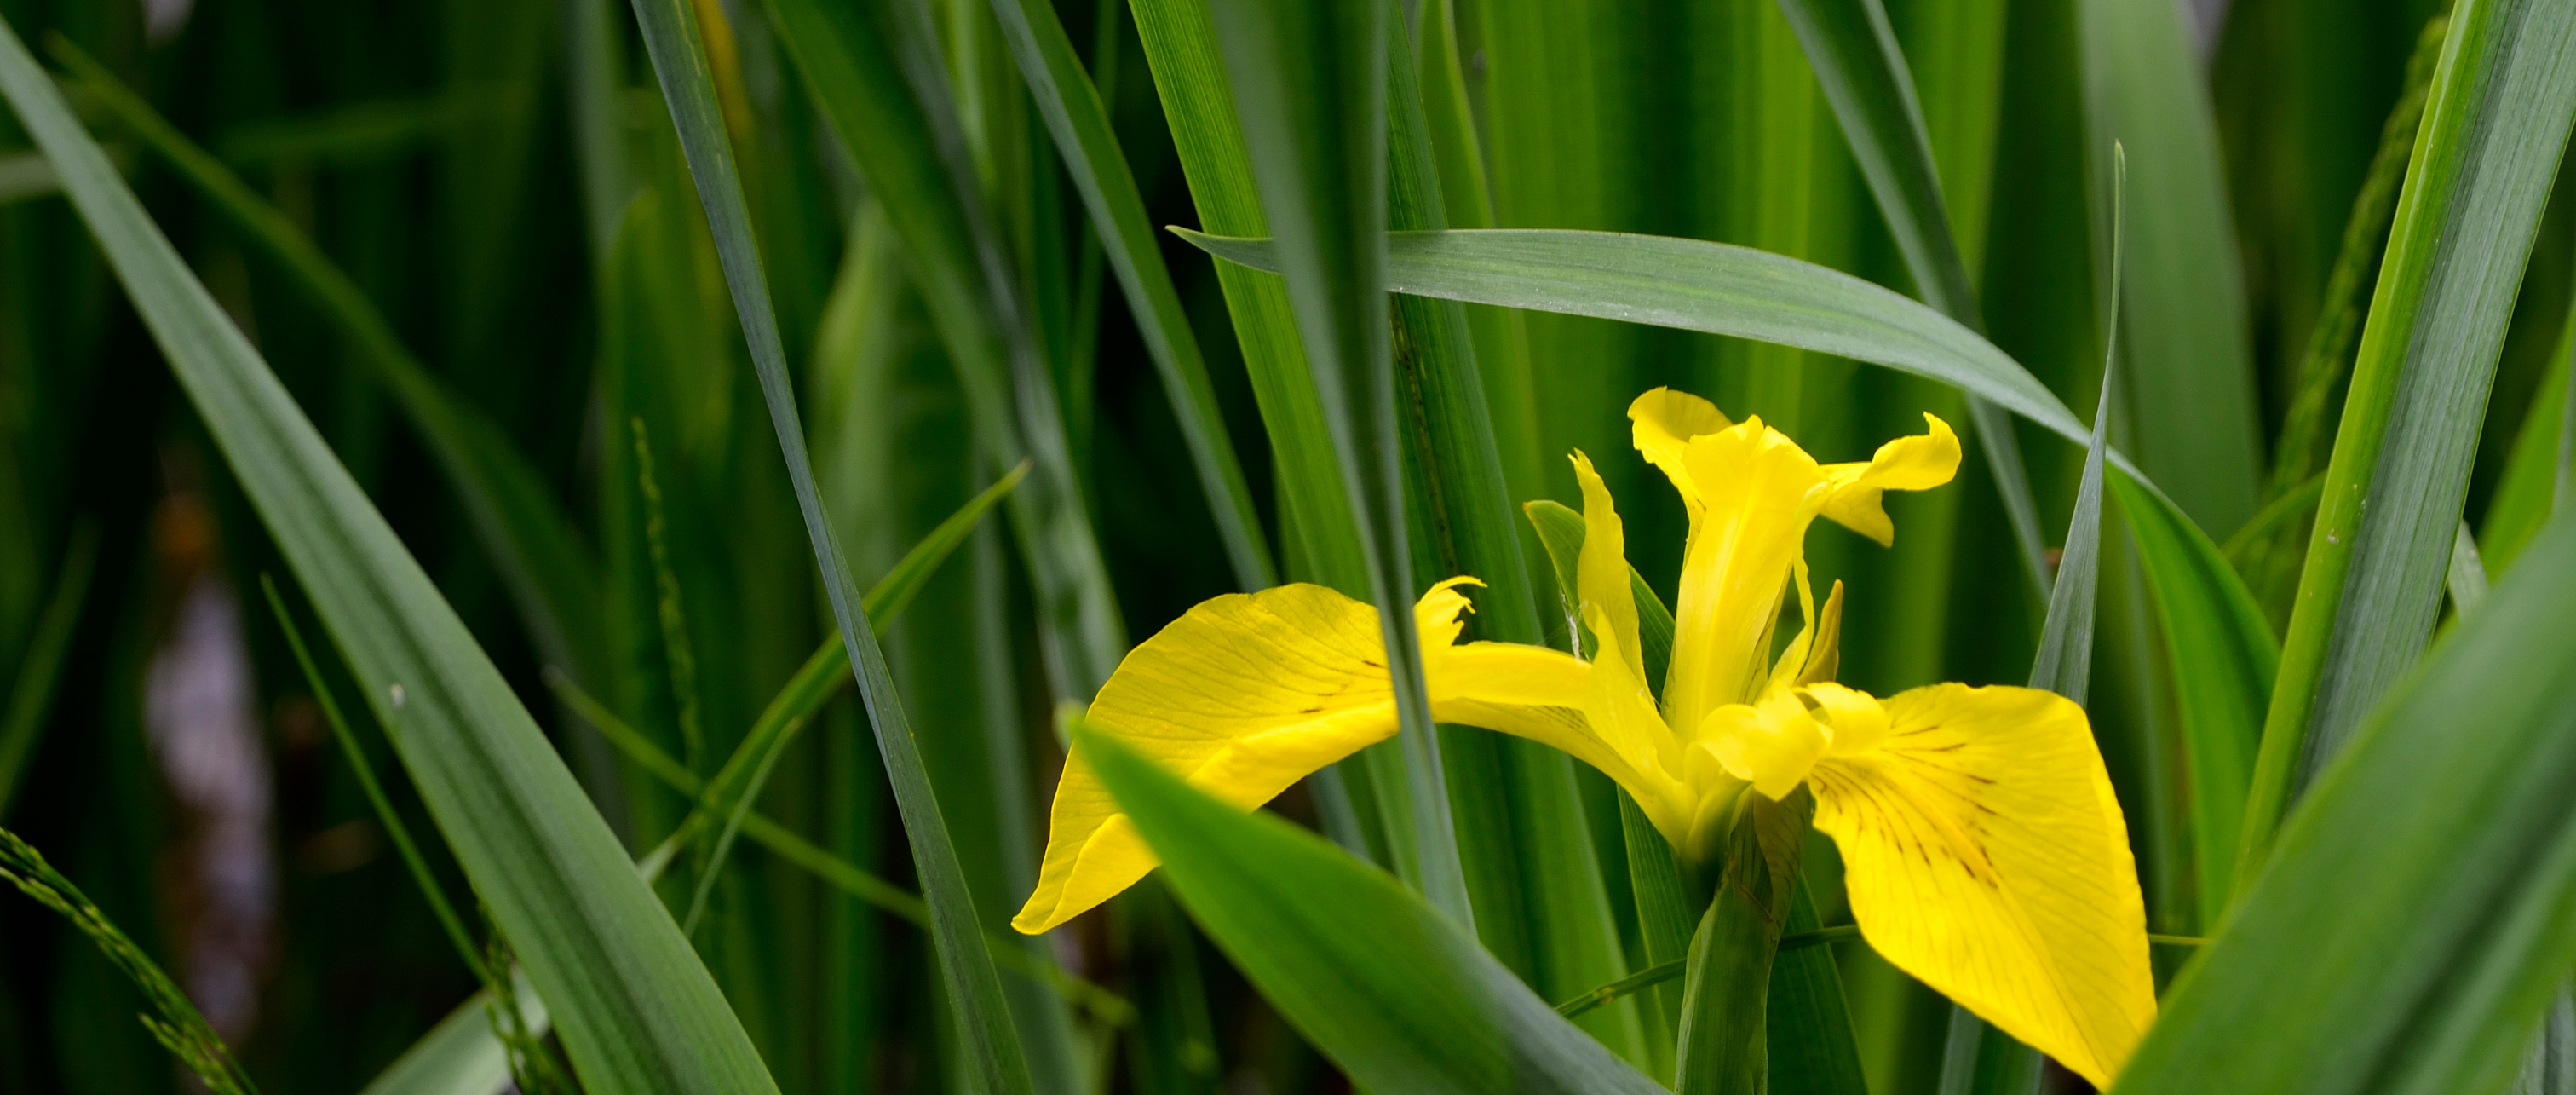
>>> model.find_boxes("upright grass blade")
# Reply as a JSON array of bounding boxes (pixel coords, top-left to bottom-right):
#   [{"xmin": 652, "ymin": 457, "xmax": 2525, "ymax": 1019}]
[
  {"xmin": 624, "ymin": 0, "xmax": 1034, "ymax": 1092},
  {"xmin": 979, "ymin": 0, "xmax": 1275, "ymax": 591},
  {"xmin": 55, "ymin": 42, "xmax": 608, "ymax": 689},
  {"xmin": 2074, "ymin": 0, "xmax": 2262, "ymax": 537},
  {"xmin": 1209, "ymin": 0, "xmax": 1473, "ymax": 925},
  {"xmin": 2238, "ymin": 0, "xmax": 2576, "ymax": 891},
  {"xmin": 0, "ymin": 15, "xmax": 780, "ymax": 1092},
  {"xmin": 761, "ymin": 0, "xmax": 1125, "ymax": 699},
  {"xmin": 0, "ymin": 519, "xmax": 91, "ymax": 817},
  {"xmin": 2113, "ymin": 510, "xmax": 2576, "ymax": 1095},
  {"xmin": 1770, "ymin": 0, "xmax": 2051, "ymax": 596},
  {"xmin": 1083, "ymin": 727, "xmax": 1668, "ymax": 1094}
]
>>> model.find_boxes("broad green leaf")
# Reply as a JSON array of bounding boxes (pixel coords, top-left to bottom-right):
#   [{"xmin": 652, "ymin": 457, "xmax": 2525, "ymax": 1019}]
[
  {"xmin": 0, "ymin": 14, "xmax": 779, "ymax": 1094},
  {"xmin": 1083, "ymin": 727, "xmax": 1669, "ymax": 1095},
  {"xmin": 1412, "ymin": 0, "xmax": 1545, "ymax": 520},
  {"xmin": 2240, "ymin": 0, "xmax": 2576, "ymax": 887},
  {"xmin": 623, "ymin": 0, "xmax": 1034, "ymax": 1092},
  {"xmin": 1470, "ymin": 0, "xmax": 1649, "ymax": 519},
  {"xmin": 52, "ymin": 43, "xmax": 611, "ymax": 691},
  {"xmin": 1209, "ymin": 0, "xmax": 1472, "ymax": 922},
  {"xmin": 2114, "ymin": 510, "xmax": 2576, "ymax": 1095},
  {"xmin": 979, "ymin": 0, "xmax": 1275, "ymax": 591},
  {"xmin": 2074, "ymin": 0, "xmax": 2263, "ymax": 536}
]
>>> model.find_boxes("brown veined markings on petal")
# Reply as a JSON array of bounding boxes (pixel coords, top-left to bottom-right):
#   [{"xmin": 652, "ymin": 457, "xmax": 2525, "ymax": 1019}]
[{"xmin": 1808, "ymin": 755, "xmax": 2003, "ymax": 889}]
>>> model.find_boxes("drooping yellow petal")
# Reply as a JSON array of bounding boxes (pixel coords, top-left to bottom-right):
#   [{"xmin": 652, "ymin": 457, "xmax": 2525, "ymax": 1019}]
[
  {"xmin": 1818, "ymin": 413, "xmax": 1962, "ymax": 546},
  {"xmin": 1628, "ymin": 387, "xmax": 1731, "ymax": 513},
  {"xmin": 1663, "ymin": 418, "xmax": 1831, "ymax": 729},
  {"xmin": 1806, "ymin": 683, "xmax": 2154, "ymax": 1088},
  {"xmin": 1015, "ymin": 584, "xmax": 1402, "ymax": 934},
  {"xmin": 1434, "ymin": 638, "xmax": 1688, "ymax": 835},
  {"xmin": 1018, "ymin": 575, "xmax": 1680, "ymax": 933}
]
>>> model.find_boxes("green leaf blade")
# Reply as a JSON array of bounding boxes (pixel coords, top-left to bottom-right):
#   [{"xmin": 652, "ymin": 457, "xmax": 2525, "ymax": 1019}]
[
  {"xmin": 1082, "ymin": 727, "xmax": 1668, "ymax": 1095},
  {"xmin": 2116, "ymin": 510, "xmax": 2576, "ymax": 1095},
  {"xmin": 2240, "ymin": 0, "xmax": 2576, "ymax": 887}
]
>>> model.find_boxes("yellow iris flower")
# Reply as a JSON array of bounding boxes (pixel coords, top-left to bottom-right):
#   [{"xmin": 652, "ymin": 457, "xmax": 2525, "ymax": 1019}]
[{"xmin": 1013, "ymin": 388, "xmax": 2154, "ymax": 1086}]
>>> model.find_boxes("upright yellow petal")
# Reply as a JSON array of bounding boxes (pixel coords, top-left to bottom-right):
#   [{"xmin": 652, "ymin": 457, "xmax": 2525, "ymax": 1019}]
[
  {"xmin": 1570, "ymin": 451, "xmax": 1642, "ymax": 675},
  {"xmin": 1664, "ymin": 418, "xmax": 1830, "ymax": 729},
  {"xmin": 1818, "ymin": 413, "xmax": 1962, "ymax": 545},
  {"xmin": 1014, "ymin": 584, "xmax": 1400, "ymax": 933},
  {"xmin": 1628, "ymin": 386, "xmax": 1732, "ymax": 513},
  {"xmin": 1806, "ymin": 683, "xmax": 2154, "ymax": 1087}
]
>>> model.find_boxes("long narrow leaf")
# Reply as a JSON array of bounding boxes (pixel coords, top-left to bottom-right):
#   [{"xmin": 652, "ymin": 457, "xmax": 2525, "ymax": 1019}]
[
  {"xmin": 1209, "ymin": 0, "xmax": 1473, "ymax": 923},
  {"xmin": 622, "ymin": 1, "xmax": 1035, "ymax": 1092},
  {"xmin": 2109, "ymin": 473, "xmax": 2274, "ymax": 931},
  {"xmin": 1084, "ymin": 728, "xmax": 1667, "ymax": 1094},
  {"xmin": 2239, "ymin": 0, "xmax": 2576, "ymax": 886},
  {"xmin": 2114, "ymin": 510, "xmax": 2576, "ymax": 1095},
  {"xmin": 0, "ymin": 16, "xmax": 779, "ymax": 1094}
]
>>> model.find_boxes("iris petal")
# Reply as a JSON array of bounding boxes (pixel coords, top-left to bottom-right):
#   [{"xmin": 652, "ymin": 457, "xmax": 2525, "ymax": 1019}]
[
  {"xmin": 1807, "ymin": 683, "xmax": 2155, "ymax": 1087},
  {"xmin": 1818, "ymin": 413, "xmax": 1962, "ymax": 546}
]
